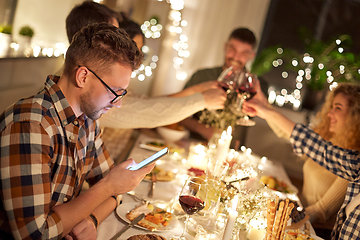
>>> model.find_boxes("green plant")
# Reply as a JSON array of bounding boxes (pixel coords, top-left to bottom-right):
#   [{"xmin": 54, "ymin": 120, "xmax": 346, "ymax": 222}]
[
  {"xmin": 251, "ymin": 30, "xmax": 360, "ymax": 91},
  {"xmin": 19, "ymin": 25, "xmax": 34, "ymax": 37},
  {"xmin": 0, "ymin": 25, "xmax": 12, "ymax": 34}
]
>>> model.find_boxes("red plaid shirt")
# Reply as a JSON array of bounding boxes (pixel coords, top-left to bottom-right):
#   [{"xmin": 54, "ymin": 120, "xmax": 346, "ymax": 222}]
[{"xmin": 0, "ymin": 76, "xmax": 114, "ymax": 239}]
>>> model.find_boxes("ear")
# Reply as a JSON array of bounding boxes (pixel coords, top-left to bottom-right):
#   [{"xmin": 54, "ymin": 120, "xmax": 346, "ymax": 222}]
[{"xmin": 75, "ymin": 66, "xmax": 89, "ymax": 89}]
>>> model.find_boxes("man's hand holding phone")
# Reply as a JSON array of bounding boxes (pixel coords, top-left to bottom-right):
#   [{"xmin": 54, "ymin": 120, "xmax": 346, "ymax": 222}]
[{"xmin": 128, "ymin": 147, "xmax": 169, "ymax": 171}]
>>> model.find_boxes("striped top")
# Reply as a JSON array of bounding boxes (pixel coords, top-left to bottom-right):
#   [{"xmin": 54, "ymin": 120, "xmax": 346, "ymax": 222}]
[{"xmin": 0, "ymin": 76, "xmax": 113, "ymax": 239}]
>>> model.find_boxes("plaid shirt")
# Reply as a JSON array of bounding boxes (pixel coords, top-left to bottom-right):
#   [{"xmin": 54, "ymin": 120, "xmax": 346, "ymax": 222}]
[
  {"xmin": 290, "ymin": 123, "xmax": 360, "ymax": 240},
  {"xmin": 0, "ymin": 76, "xmax": 114, "ymax": 240}
]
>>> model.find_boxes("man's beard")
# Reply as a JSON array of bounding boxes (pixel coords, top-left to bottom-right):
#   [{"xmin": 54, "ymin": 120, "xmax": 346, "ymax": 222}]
[{"xmin": 80, "ymin": 91, "xmax": 105, "ymax": 121}]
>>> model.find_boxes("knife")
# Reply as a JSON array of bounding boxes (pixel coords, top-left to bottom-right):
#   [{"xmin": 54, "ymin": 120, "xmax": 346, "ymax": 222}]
[
  {"xmin": 148, "ymin": 172, "xmax": 157, "ymax": 198},
  {"xmin": 110, "ymin": 213, "xmax": 145, "ymax": 240}
]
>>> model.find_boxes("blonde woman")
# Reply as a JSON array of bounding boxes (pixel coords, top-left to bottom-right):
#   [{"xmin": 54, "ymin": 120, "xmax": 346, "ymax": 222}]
[{"xmin": 243, "ymin": 82, "xmax": 360, "ymax": 240}]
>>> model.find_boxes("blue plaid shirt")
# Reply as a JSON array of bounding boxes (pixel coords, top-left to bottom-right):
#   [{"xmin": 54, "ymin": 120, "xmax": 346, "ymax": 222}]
[{"xmin": 290, "ymin": 123, "xmax": 360, "ymax": 240}]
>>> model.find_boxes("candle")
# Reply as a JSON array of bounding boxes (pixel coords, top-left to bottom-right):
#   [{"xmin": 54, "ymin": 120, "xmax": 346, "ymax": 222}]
[
  {"xmin": 222, "ymin": 195, "xmax": 239, "ymax": 240},
  {"xmin": 215, "ymin": 126, "xmax": 232, "ymax": 163},
  {"xmin": 247, "ymin": 227, "xmax": 266, "ymax": 240},
  {"xmin": 247, "ymin": 218, "xmax": 266, "ymax": 240}
]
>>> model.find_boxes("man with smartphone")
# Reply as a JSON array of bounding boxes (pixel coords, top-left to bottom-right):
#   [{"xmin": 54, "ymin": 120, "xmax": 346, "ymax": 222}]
[{"xmin": 0, "ymin": 23, "xmax": 152, "ymax": 240}]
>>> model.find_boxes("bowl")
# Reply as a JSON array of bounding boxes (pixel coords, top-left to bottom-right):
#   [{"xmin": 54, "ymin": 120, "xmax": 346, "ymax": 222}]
[{"xmin": 156, "ymin": 126, "xmax": 189, "ymax": 143}]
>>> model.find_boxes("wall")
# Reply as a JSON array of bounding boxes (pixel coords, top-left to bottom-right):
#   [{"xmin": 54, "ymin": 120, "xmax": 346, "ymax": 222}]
[
  {"xmin": 0, "ymin": 56, "xmax": 65, "ymax": 112},
  {"xmin": 11, "ymin": 0, "xmax": 82, "ymax": 48}
]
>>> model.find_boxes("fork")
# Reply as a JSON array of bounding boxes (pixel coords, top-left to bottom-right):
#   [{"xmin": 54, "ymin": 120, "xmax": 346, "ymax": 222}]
[{"xmin": 148, "ymin": 171, "xmax": 157, "ymax": 198}]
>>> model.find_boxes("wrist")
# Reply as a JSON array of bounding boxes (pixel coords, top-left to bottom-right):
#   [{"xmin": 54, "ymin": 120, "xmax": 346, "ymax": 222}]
[{"xmin": 89, "ymin": 213, "xmax": 99, "ymax": 228}]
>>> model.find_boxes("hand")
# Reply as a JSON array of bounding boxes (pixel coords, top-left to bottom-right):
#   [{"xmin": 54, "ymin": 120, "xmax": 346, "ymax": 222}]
[
  {"xmin": 242, "ymin": 97, "xmax": 271, "ymax": 119},
  {"xmin": 251, "ymin": 77, "xmax": 268, "ymax": 105},
  {"xmin": 202, "ymin": 88, "xmax": 227, "ymax": 110},
  {"xmin": 64, "ymin": 217, "xmax": 97, "ymax": 240},
  {"xmin": 188, "ymin": 80, "xmax": 219, "ymax": 93},
  {"xmin": 104, "ymin": 159, "xmax": 155, "ymax": 196}
]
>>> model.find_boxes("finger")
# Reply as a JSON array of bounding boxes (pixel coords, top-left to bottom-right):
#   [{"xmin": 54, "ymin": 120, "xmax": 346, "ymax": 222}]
[{"xmin": 64, "ymin": 234, "xmax": 74, "ymax": 240}]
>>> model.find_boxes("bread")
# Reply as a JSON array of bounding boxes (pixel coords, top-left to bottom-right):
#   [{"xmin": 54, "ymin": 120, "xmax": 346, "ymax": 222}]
[{"xmin": 127, "ymin": 234, "xmax": 166, "ymax": 240}]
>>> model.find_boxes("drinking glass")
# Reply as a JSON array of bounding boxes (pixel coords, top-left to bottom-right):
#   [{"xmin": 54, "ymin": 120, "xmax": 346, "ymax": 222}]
[
  {"xmin": 217, "ymin": 66, "xmax": 237, "ymax": 94},
  {"xmin": 172, "ymin": 177, "xmax": 208, "ymax": 240},
  {"xmin": 229, "ymin": 70, "xmax": 258, "ymax": 126}
]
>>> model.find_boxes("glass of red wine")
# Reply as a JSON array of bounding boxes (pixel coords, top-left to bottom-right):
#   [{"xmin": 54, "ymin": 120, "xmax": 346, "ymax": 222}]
[
  {"xmin": 217, "ymin": 66, "xmax": 237, "ymax": 94},
  {"xmin": 229, "ymin": 70, "xmax": 258, "ymax": 126},
  {"xmin": 172, "ymin": 177, "xmax": 208, "ymax": 240}
]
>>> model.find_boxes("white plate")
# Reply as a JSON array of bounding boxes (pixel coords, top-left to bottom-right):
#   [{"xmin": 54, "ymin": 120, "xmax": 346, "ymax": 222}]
[
  {"xmin": 116, "ymin": 202, "xmax": 179, "ymax": 231},
  {"xmin": 139, "ymin": 139, "xmax": 166, "ymax": 152}
]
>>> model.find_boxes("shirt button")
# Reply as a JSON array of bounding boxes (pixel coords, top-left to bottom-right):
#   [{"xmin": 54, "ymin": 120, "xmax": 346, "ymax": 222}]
[
  {"xmin": 63, "ymin": 120, "xmax": 68, "ymax": 125},
  {"xmin": 73, "ymin": 120, "xmax": 78, "ymax": 126},
  {"xmin": 69, "ymin": 135, "xmax": 75, "ymax": 140},
  {"xmin": 64, "ymin": 197, "xmax": 68, "ymax": 202}
]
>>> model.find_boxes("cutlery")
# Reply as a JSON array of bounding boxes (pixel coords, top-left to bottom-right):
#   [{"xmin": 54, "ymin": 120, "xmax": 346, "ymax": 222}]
[
  {"xmin": 126, "ymin": 191, "xmax": 147, "ymax": 203},
  {"xmin": 222, "ymin": 176, "xmax": 250, "ymax": 185},
  {"xmin": 148, "ymin": 171, "xmax": 157, "ymax": 198},
  {"xmin": 110, "ymin": 213, "xmax": 145, "ymax": 240}
]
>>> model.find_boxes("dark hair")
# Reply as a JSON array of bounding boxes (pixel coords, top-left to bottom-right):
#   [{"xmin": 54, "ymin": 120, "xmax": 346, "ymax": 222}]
[
  {"xmin": 66, "ymin": 1, "xmax": 120, "ymax": 43},
  {"xmin": 63, "ymin": 23, "xmax": 143, "ymax": 77},
  {"xmin": 118, "ymin": 12, "xmax": 144, "ymax": 42},
  {"xmin": 228, "ymin": 28, "xmax": 257, "ymax": 49}
]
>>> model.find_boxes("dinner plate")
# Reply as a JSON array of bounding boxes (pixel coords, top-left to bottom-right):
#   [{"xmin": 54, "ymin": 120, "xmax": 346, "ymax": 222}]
[
  {"xmin": 116, "ymin": 202, "xmax": 179, "ymax": 231},
  {"xmin": 139, "ymin": 139, "xmax": 166, "ymax": 152}
]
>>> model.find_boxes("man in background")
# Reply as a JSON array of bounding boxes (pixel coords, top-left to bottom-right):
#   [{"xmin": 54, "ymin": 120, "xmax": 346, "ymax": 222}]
[{"xmin": 180, "ymin": 28, "xmax": 268, "ymax": 147}]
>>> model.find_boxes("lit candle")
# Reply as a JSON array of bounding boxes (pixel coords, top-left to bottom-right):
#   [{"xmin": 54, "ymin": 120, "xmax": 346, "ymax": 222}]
[
  {"xmin": 215, "ymin": 126, "xmax": 232, "ymax": 163},
  {"xmin": 247, "ymin": 218, "xmax": 266, "ymax": 240},
  {"xmin": 222, "ymin": 195, "xmax": 239, "ymax": 240}
]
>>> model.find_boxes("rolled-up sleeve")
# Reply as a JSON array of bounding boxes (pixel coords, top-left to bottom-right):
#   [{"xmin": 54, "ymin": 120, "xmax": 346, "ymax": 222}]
[{"xmin": 290, "ymin": 123, "xmax": 360, "ymax": 182}]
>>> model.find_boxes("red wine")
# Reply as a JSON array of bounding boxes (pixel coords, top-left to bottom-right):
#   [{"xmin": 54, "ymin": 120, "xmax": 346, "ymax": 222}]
[
  {"xmin": 238, "ymin": 87, "xmax": 257, "ymax": 100},
  {"xmin": 179, "ymin": 195, "xmax": 205, "ymax": 215},
  {"xmin": 219, "ymin": 82, "xmax": 231, "ymax": 92}
]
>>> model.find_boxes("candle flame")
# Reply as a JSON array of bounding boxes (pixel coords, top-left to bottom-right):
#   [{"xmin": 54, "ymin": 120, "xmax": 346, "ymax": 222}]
[{"xmin": 227, "ymin": 126, "xmax": 232, "ymax": 136}]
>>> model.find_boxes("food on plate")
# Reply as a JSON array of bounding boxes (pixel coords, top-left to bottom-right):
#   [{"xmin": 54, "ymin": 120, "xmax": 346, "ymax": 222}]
[
  {"xmin": 260, "ymin": 175, "xmax": 295, "ymax": 193},
  {"xmin": 164, "ymin": 123, "xmax": 185, "ymax": 131},
  {"xmin": 285, "ymin": 230, "xmax": 315, "ymax": 240},
  {"xmin": 146, "ymin": 141, "xmax": 166, "ymax": 148},
  {"xmin": 266, "ymin": 197, "xmax": 295, "ymax": 240},
  {"xmin": 127, "ymin": 234, "xmax": 167, "ymax": 240},
  {"xmin": 187, "ymin": 167, "xmax": 205, "ymax": 177},
  {"xmin": 145, "ymin": 166, "xmax": 174, "ymax": 182},
  {"xmin": 144, "ymin": 141, "xmax": 185, "ymax": 154},
  {"xmin": 126, "ymin": 202, "xmax": 172, "ymax": 231}
]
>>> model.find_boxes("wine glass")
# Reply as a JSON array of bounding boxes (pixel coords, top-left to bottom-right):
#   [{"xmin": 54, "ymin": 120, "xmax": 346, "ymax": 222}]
[
  {"xmin": 172, "ymin": 177, "xmax": 208, "ymax": 240},
  {"xmin": 229, "ymin": 70, "xmax": 258, "ymax": 126},
  {"xmin": 217, "ymin": 66, "xmax": 237, "ymax": 94}
]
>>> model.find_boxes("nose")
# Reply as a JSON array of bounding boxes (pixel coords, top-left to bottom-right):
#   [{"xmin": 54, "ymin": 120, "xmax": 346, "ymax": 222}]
[
  {"xmin": 112, "ymin": 99, "xmax": 122, "ymax": 108},
  {"xmin": 327, "ymin": 108, "xmax": 334, "ymax": 118}
]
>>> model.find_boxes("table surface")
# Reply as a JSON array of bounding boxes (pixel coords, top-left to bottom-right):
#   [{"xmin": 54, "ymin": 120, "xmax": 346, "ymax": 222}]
[{"xmin": 96, "ymin": 132, "xmax": 318, "ymax": 240}]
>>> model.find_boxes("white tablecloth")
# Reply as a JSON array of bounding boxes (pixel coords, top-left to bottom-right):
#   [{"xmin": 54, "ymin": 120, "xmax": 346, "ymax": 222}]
[{"xmin": 96, "ymin": 133, "xmax": 317, "ymax": 240}]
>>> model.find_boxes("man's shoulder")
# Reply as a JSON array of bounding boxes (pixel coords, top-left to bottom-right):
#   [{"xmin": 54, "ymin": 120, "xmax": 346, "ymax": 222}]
[
  {"xmin": 185, "ymin": 66, "xmax": 223, "ymax": 88},
  {"xmin": 0, "ymin": 94, "xmax": 54, "ymax": 132},
  {"xmin": 192, "ymin": 66, "xmax": 223, "ymax": 78}
]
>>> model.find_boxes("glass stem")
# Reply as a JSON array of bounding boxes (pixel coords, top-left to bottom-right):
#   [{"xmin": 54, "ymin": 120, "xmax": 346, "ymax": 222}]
[{"xmin": 181, "ymin": 214, "xmax": 190, "ymax": 238}]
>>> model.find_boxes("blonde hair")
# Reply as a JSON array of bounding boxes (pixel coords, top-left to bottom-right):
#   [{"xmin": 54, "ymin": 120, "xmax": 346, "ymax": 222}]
[{"xmin": 312, "ymin": 82, "xmax": 360, "ymax": 151}]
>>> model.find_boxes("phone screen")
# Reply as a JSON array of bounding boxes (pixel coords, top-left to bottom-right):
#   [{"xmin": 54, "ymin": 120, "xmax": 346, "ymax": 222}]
[{"xmin": 128, "ymin": 147, "xmax": 169, "ymax": 171}]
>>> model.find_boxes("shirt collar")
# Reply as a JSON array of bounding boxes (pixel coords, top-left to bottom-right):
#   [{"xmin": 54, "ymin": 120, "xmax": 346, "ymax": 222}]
[{"xmin": 44, "ymin": 75, "xmax": 80, "ymax": 127}]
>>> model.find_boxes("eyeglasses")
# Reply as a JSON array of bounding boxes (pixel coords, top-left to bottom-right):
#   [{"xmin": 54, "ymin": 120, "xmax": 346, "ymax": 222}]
[{"xmin": 79, "ymin": 65, "xmax": 127, "ymax": 104}]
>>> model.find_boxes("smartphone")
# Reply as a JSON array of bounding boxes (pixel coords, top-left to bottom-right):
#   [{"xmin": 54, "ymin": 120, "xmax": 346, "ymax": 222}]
[{"xmin": 128, "ymin": 147, "xmax": 169, "ymax": 171}]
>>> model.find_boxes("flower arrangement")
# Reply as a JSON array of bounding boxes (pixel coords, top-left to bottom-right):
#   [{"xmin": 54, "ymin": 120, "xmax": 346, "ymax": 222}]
[{"xmin": 198, "ymin": 92, "xmax": 238, "ymax": 131}]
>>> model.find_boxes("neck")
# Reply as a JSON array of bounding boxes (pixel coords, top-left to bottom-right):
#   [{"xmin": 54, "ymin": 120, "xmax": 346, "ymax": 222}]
[{"xmin": 57, "ymin": 75, "xmax": 83, "ymax": 117}]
